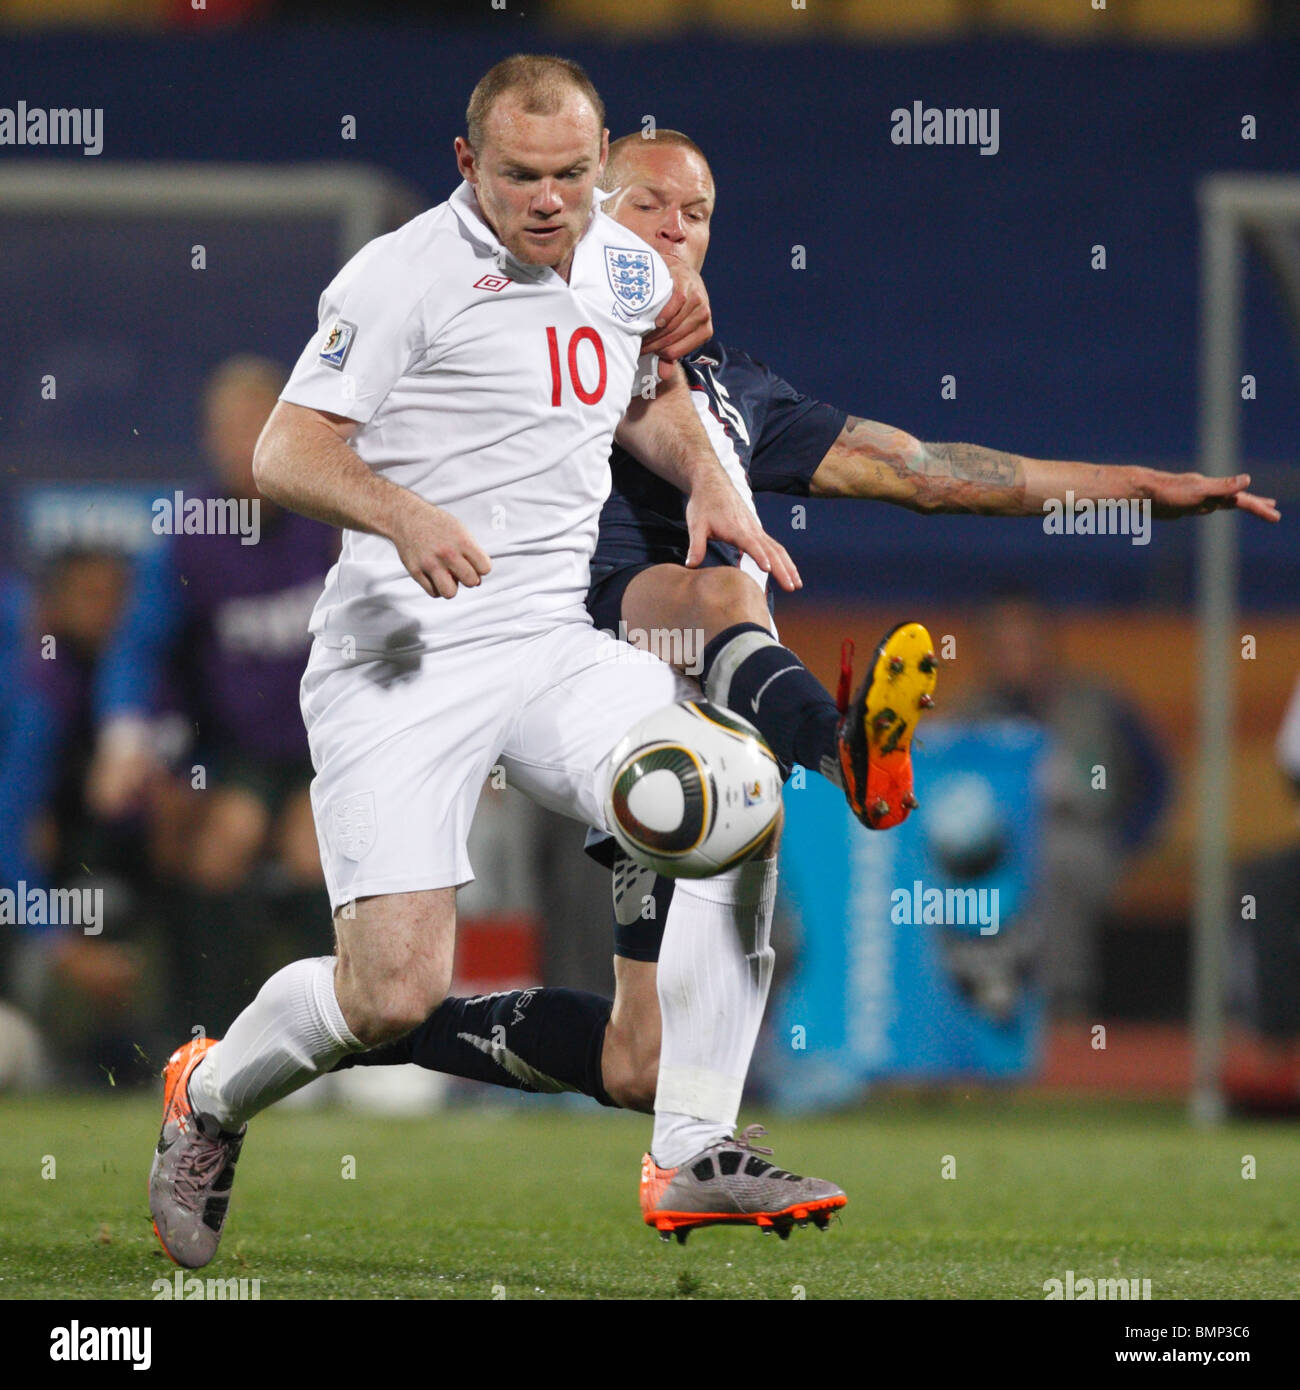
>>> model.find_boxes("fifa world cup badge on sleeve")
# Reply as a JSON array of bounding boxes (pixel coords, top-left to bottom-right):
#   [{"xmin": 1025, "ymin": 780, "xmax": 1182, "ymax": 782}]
[
  {"xmin": 605, "ymin": 248, "xmax": 655, "ymax": 320},
  {"xmin": 319, "ymin": 318, "xmax": 357, "ymax": 370}
]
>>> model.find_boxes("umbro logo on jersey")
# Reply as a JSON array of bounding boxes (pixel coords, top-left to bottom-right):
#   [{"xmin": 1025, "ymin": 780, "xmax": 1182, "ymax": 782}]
[{"xmin": 474, "ymin": 273, "xmax": 511, "ymax": 292}]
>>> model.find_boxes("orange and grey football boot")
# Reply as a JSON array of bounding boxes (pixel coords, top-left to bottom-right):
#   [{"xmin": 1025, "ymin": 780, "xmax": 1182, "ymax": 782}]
[
  {"xmin": 641, "ymin": 1125, "xmax": 846, "ymax": 1244},
  {"xmin": 149, "ymin": 1036, "xmax": 245, "ymax": 1269},
  {"xmin": 835, "ymin": 621, "xmax": 938, "ymax": 830}
]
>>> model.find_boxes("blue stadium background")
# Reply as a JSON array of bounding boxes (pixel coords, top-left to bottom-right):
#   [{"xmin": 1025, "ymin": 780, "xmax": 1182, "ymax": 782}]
[{"xmin": 2, "ymin": 30, "xmax": 1296, "ymax": 605}]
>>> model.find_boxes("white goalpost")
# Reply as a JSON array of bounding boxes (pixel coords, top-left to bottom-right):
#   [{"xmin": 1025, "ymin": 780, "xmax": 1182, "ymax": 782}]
[
  {"xmin": 0, "ymin": 159, "xmax": 425, "ymax": 551},
  {"xmin": 1192, "ymin": 173, "xmax": 1300, "ymax": 1125},
  {"xmin": 0, "ymin": 161, "xmax": 424, "ymax": 267}
]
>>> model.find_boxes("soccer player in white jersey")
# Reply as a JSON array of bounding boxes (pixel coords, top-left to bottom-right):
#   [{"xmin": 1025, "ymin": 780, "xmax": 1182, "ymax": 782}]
[
  {"xmin": 332, "ymin": 129, "xmax": 1281, "ymax": 1247},
  {"xmin": 145, "ymin": 54, "xmax": 828, "ymax": 1270}
]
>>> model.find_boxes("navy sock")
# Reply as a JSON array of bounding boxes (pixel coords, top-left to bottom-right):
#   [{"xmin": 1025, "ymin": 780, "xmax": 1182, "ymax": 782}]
[
  {"xmin": 332, "ymin": 988, "xmax": 617, "ymax": 1107},
  {"xmin": 700, "ymin": 622, "xmax": 841, "ymax": 781}
]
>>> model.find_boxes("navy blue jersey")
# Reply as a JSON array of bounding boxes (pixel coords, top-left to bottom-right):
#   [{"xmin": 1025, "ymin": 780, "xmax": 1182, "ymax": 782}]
[{"xmin": 593, "ymin": 336, "xmax": 846, "ymax": 572}]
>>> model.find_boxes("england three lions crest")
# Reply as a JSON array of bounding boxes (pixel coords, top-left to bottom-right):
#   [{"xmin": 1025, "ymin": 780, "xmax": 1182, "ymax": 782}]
[
  {"xmin": 331, "ymin": 791, "xmax": 376, "ymax": 861},
  {"xmin": 605, "ymin": 247, "xmax": 655, "ymax": 319}
]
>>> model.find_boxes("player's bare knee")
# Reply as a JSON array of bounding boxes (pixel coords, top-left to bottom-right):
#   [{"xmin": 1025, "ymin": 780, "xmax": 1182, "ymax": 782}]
[
  {"xmin": 334, "ymin": 940, "xmax": 451, "ymax": 1036},
  {"xmin": 622, "ymin": 1046, "xmax": 659, "ymax": 1112},
  {"xmin": 352, "ymin": 1004, "xmax": 432, "ymax": 1049},
  {"xmin": 604, "ymin": 957, "xmax": 662, "ymax": 1111},
  {"xmin": 332, "ymin": 887, "xmax": 455, "ymax": 1044},
  {"xmin": 601, "ymin": 1023, "xmax": 658, "ymax": 1113},
  {"xmin": 692, "ymin": 565, "xmax": 771, "ymax": 640},
  {"xmin": 338, "ymin": 975, "xmax": 447, "ymax": 1048},
  {"xmin": 606, "ymin": 1068, "xmax": 656, "ymax": 1115}
]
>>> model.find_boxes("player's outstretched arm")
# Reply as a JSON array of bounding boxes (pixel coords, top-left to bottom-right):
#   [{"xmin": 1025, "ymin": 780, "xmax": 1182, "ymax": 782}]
[
  {"xmin": 254, "ymin": 402, "xmax": 492, "ymax": 600},
  {"xmin": 616, "ymin": 367, "xmax": 802, "ymax": 591},
  {"xmin": 808, "ymin": 416, "xmax": 1280, "ymax": 522}
]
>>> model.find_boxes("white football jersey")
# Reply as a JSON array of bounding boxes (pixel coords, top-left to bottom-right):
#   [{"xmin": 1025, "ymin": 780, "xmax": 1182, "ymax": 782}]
[{"xmin": 281, "ymin": 181, "xmax": 672, "ymax": 653}]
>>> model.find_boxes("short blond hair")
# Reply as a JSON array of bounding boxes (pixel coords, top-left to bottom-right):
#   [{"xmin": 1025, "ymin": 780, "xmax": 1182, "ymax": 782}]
[
  {"xmin": 601, "ymin": 129, "xmax": 712, "ymax": 194},
  {"xmin": 466, "ymin": 53, "xmax": 605, "ymax": 152}
]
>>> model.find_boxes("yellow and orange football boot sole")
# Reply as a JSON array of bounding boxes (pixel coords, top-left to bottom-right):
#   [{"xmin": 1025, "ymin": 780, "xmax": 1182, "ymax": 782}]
[{"xmin": 836, "ymin": 621, "xmax": 938, "ymax": 831}]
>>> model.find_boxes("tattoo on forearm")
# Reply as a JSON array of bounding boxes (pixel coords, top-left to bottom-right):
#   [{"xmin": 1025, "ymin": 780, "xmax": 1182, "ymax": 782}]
[
  {"xmin": 835, "ymin": 418, "xmax": 1029, "ymax": 511},
  {"xmin": 921, "ymin": 441, "xmax": 1022, "ymax": 488}
]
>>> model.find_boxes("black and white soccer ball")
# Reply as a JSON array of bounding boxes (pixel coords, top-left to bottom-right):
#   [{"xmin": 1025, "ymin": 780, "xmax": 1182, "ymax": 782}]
[{"xmin": 604, "ymin": 699, "xmax": 782, "ymax": 878}]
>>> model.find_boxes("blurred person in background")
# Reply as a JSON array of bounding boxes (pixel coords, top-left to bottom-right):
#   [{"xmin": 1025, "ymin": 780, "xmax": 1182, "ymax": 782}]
[
  {"xmin": 0, "ymin": 549, "xmax": 141, "ymax": 1087},
  {"xmin": 85, "ymin": 355, "xmax": 338, "ymax": 1040},
  {"xmin": 962, "ymin": 589, "xmax": 1170, "ymax": 1017}
]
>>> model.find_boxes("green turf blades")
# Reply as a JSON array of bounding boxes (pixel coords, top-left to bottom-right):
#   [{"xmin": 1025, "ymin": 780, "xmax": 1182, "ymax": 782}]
[{"xmin": 1, "ymin": 1094, "xmax": 1298, "ymax": 1299}]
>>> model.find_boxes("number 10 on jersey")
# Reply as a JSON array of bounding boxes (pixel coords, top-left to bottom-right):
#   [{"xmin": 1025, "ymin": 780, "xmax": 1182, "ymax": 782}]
[{"xmin": 546, "ymin": 326, "xmax": 607, "ymax": 407}]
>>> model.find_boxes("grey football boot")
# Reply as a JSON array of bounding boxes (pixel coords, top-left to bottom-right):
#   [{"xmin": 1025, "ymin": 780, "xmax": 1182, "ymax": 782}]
[
  {"xmin": 149, "ymin": 1037, "xmax": 246, "ymax": 1269},
  {"xmin": 641, "ymin": 1124, "xmax": 847, "ymax": 1244}
]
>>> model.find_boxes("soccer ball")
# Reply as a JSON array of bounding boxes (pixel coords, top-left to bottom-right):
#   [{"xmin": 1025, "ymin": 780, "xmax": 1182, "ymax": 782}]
[{"xmin": 604, "ymin": 699, "xmax": 783, "ymax": 878}]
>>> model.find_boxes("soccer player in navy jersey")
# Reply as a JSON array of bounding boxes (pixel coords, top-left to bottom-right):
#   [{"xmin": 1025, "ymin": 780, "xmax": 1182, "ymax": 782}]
[{"xmin": 339, "ymin": 132, "xmax": 1280, "ymax": 1234}]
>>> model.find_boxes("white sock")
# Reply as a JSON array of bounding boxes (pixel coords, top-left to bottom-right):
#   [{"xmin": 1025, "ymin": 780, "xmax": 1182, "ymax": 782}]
[
  {"xmin": 186, "ymin": 956, "xmax": 363, "ymax": 1130},
  {"xmin": 652, "ymin": 856, "xmax": 777, "ymax": 1169}
]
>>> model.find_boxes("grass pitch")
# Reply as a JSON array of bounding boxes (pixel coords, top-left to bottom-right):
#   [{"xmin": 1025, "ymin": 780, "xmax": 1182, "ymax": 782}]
[{"xmin": 1, "ymin": 1090, "xmax": 1297, "ymax": 1300}]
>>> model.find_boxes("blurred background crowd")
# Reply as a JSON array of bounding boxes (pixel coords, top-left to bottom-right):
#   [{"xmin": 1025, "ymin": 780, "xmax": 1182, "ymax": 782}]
[{"xmin": 1, "ymin": 0, "xmax": 1297, "ymax": 1111}]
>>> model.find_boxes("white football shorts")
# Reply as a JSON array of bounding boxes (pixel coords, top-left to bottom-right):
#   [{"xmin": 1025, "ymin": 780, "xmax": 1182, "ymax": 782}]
[{"xmin": 300, "ymin": 620, "xmax": 696, "ymax": 910}]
